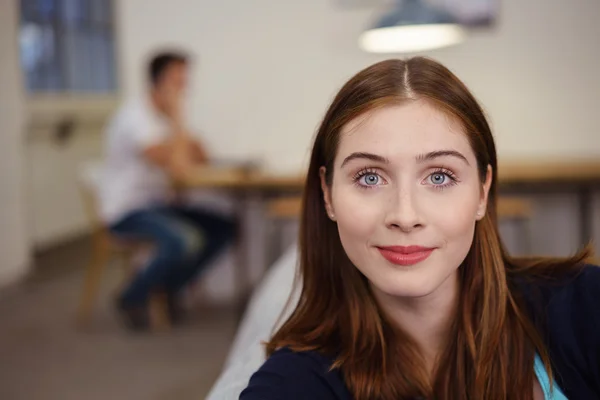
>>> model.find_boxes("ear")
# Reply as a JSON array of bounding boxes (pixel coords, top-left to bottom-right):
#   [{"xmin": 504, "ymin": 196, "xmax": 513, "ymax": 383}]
[
  {"xmin": 476, "ymin": 165, "xmax": 493, "ymax": 220},
  {"xmin": 319, "ymin": 166, "xmax": 336, "ymax": 220}
]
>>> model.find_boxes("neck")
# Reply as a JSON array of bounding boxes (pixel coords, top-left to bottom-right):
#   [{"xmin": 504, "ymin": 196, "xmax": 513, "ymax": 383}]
[{"xmin": 372, "ymin": 271, "xmax": 459, "ymax": 372}]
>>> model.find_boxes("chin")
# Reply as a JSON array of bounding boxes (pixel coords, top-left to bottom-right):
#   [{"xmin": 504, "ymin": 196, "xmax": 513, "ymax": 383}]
[
  {"xmin": 368, "ymin": 265, "xmax": 445, "ymax": 299},
  {"xmin": 378, "ymin": 283, "xmax": 438, "ymax": 299}
]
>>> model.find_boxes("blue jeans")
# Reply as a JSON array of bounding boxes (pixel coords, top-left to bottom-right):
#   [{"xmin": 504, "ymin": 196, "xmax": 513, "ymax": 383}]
[{"xmin": 110, "ymin": 206, "xmax": 235, "ymax": 306}]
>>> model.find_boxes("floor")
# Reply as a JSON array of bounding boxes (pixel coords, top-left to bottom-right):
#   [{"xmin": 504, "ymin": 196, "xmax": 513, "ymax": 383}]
[{"xmin": 0, "ymin": 237, "xmax": 238, "ymax": 400}]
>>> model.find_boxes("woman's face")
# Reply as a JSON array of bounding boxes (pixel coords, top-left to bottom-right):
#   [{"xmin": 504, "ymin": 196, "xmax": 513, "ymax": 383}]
[{"xmin": 321, "ymin": 101, "xmax": 491, "ymax": 302}]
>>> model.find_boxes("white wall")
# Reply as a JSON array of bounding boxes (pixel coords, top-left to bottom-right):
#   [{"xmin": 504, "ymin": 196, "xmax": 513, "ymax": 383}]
[
  {"xmin": 0, "ymin": 1, "xmax": 31, "ymax": 286},
  {"xmin": 26, "ymin": 126, "xmax": 105, "ymax": 248},
  {"xmin": 25, "ymin": 97, "xmax": 117, "ymax": 248},
  {"xmin": 117, "ymin": 0, "xmax": 600, "ymax": 172}
]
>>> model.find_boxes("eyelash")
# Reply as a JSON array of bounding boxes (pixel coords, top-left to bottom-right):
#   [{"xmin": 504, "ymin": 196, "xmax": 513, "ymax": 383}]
[
  {"xmin": 429, "ymin": 168, "xmax": 459, "ymax": 190},
  {"xmin": 353, "ymin": 168, "xmax": 381, "ymax": 189},
  {"xmin": 352, "ymin": 167, "xmax": 459, "ymax": 190}
]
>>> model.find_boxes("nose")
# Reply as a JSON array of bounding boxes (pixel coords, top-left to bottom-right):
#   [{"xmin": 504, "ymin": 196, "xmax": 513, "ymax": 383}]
[{"xmin": 384, "ymin": 187, "xmax": 423, "ymax": 233}]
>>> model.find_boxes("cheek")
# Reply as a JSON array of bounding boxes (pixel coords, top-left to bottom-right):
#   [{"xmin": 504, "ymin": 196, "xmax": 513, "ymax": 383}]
[
  {"xmin": 426, "ymin": 189, "xmax": 479, "ymax": 251},
  {"xmin": 332, "ymin": 187, "xmax": 381, "ymax": 246}
]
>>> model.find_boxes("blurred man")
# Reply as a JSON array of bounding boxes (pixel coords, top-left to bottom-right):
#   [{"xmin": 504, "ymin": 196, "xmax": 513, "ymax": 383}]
[{"xmin": 99, "ymin": 51, "xmax": 235, "ymax": 331}]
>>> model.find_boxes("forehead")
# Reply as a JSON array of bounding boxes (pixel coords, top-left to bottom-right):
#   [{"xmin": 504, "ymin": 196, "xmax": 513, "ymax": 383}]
[
  {"xmin": 337, "ymin": 101, "xmax": 475, "ymax": 164},
  {"xmin": 175, "ymin": 62, "xmax": 188, "ymax": 71},
  {"xmin": 164, "ymin": 62, "xmax": 188, "ymax": 78}
]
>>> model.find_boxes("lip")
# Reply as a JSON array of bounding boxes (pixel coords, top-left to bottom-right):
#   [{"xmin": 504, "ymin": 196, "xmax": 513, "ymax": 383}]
[{"xmin": 376, "ymin": 245, "xmax": 435, "ymax": 266}]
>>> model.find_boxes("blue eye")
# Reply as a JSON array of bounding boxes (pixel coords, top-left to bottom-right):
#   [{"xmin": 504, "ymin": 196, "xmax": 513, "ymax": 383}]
[
  {"xmin": 429, "ymin": 173, "xmax": 447, "ymax": 185},
  {"xmin": 353, "ymin": 169, "xmax": 384, "ymax": 189},
  {"xmin": 426, "ymin": 169, "xmax": 458, "ymax": 190},
  {"xmin": 360, "ymin": 173, "xmax": 380, "ymax": 186}
]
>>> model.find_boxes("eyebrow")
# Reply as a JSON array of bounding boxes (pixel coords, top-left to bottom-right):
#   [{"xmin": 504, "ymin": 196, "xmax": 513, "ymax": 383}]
[
  {"xmin": 340, "ymin": 149, "xmax": 469, "ymax": 168},
  {"xmin": 340, "ymin": 152, "xmax": 389, "ymax": 168},
  {"xmin": 416, "ymin": 150, "xmax": 470, "ymax": 165}
]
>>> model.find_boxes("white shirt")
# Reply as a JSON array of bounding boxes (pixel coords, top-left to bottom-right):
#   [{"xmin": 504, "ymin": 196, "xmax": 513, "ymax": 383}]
[{"xmin": 99, "ymin": 97, "xmax": 174, "ymax": 224}]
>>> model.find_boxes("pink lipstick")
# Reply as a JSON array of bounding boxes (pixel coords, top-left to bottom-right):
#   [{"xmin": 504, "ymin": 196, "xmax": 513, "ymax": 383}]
[{"xmin": 377, "ymin": 245, "xmax": 434, "ymax": 266}]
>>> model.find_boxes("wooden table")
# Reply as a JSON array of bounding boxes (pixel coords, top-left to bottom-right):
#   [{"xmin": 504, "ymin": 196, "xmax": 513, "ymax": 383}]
[
  {"xmin": 177, "ymin": 158, "xmax": 600, "ymax": 317},
  {"xmin": 498, "ymin": 158, "xmax": 600, "ymax": 184},
  {"xmin": 180, "ymin": 158, "xmax": 600, "ymax": 190}
]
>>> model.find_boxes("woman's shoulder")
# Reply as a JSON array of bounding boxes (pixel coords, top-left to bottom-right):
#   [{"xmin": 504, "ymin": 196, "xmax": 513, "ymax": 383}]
[
  {"xmin": 518, "ymin": 264, "xmax": 600, "ymax": 348},
  {"xmin": 519, "ymin": 263, "xmax": 600, "ymax": 310},
  {"xmin": 544, "ymin": 263, "xmax": 600, "ymax": 308},
  {"xmin": 545, "ymin": 263, "xmax": 600, "ymax": 331},
  {"xmin": 239, "ymin": 347, "xmax": 352, "ymax": 400},
  {"xmin": 531, "ymin": 264, "xmax": 600, "ymax": 395}
]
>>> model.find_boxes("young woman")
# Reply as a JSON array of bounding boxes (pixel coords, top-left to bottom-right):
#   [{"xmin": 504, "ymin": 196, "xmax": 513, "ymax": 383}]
[{"xmin": 240, "ymin": 58, "xmax": 600, "ymax": 399}]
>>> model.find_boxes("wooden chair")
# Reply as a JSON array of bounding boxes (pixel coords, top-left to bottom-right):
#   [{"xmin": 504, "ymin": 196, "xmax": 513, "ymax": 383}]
[
  {"xmin": 264, "ymin": 197, "xmax": 303, "ymax": 268},
  {"xmin": 496, "ymin": 196, "xmax": 534, "ymax": 255},
  {"xmin": 76, "ymin": 161, "xmax": 170, "ymax": 331},
  {"xmin": 266, "ymin": 196, "xmax": 303, "ymax": 220},
  {"xmin": 497, "ymin": 197, "xmax": 532, "ymax": 220}
]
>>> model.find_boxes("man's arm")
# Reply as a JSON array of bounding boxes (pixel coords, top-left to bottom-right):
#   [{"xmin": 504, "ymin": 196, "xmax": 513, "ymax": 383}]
[
  {"xmin": 140, "ymin": 91, "xmax": 205, "ymax": 180},
  {"xmin": 189, "ymin": 138, "xmax": 209, "ymax": 164},
  {"xmin": 141, "ymin": 123, "xmax": 196, "ymax": 181},
  {"xmin": 142, "ymin": 129, "xmax": 208, "ymax": 172}
]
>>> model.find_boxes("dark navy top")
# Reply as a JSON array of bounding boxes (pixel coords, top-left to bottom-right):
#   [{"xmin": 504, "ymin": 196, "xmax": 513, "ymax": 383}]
[{"xmin": 240, "ymin": 265, "xmax": 600, "ymax": 399}]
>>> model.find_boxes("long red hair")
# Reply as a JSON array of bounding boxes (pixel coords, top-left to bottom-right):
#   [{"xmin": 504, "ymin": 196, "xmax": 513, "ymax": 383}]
[{"xmin": 266, "ymin": 57, "xmax": 590, "ymax": 399}]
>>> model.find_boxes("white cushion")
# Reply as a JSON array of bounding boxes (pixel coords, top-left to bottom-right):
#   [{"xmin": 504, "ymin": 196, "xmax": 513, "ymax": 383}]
[{"xmin": 205, "ymin": 246, "xmax": 300, "ymax": 400}]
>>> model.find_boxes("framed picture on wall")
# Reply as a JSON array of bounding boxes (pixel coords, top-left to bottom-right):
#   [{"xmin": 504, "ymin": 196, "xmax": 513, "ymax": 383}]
[{"xmin": 337, "ymin": 0, "xmax": 499, "ymax": 28}]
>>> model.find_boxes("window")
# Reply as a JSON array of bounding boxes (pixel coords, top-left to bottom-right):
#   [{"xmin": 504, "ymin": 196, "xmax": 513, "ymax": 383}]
[{"xmin": 20, "ymin": 0, "xmax": 117, "ymax": 93}]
